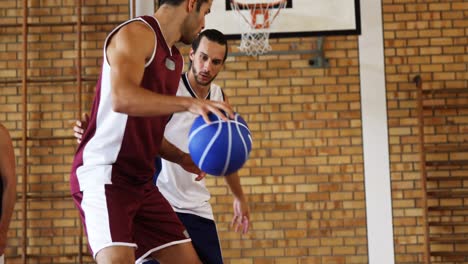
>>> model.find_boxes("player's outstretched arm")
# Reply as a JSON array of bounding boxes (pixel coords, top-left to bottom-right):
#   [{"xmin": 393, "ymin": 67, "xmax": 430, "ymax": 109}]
[
  {"xmin": 159, "ymin": 138, "xmax": 206, "ymax": 181},
  {"xmin": 107, "ymin": 22, "xmax": 234, "ymax": 123},
  {"xmin": 0, "ymin": 124, "xmax": 17, "ymax": 255},
  {"xmin": 225, "ymin": 173, "xmax": 250, "ymax": 234}
]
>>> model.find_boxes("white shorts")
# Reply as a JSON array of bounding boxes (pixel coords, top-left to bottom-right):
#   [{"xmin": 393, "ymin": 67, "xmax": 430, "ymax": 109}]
[{"xmin": 0, "ymin": 254, "xmax": 4, "ymax": 264}]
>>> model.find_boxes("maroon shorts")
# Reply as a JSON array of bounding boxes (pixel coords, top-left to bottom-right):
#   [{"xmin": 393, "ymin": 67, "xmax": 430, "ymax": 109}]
[{"xmin": 72, "ymin": 180, "xmax": 191, "ymax": 261}]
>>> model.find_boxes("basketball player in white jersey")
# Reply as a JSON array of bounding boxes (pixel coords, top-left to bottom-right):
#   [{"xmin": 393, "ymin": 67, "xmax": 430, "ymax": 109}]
[
  {"xmin": 0, "ymin": 124, "xmax": 17, "ymax": 264},
  {"xmin": 150, "ymin": 29, "xmax": 250, "ymax": 264},
  {"xmin": 74, "ymin": 29, "xmax": 250, "ymax": 264}
]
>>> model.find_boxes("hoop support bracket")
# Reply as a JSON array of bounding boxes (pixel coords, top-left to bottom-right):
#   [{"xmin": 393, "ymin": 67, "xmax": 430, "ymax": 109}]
[
  {"xmin": 308, "ymin": 37, "xmax": 329, "ymax": 68},
  {"xmin": 229, "ymin": 37, "xmax": 329, "ymax": 69}
]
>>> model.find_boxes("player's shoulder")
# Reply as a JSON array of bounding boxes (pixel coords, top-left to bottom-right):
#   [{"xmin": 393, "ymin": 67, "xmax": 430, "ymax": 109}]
[
  {"xmin": 210, "ymin": 82, "xmax": 222, "ymax": 90},
  {"xmin": 210, "ymin": 83, "xmax": 225, "ymax": 101},
  {"xmin": 0, "ymin": 123, "xmax": 9, "ymax": 137},
  {"xmin": 110, "ymin": 19, "xmax": 156, "ymax": 57},
  {"xmin": 0, "ymin": 123, "xmax": 12, "ymax": 145},
  {"xmin": 210, "ymin": 82, "xmax": 223, "ymax": 94},
  {"xmin": 118, "ymin": 19, "xmax": 154, "ymax": 39}
]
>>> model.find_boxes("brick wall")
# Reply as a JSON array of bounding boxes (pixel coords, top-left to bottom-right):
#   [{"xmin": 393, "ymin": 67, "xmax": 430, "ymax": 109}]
[
  {"xmin": 1, "ymin": 0, "xmax": 466, "ymax": 263},
  {"xmin": 205, "ymin": 34, "xmax": 366, "ymax": 263},
  {"xmin": 383, "ymin": 1, "xmax": 468, "ymax": 263},
  {"xmin": 383, "ymin": 0, "xmax": 467, "ymax": 263},
  {"xmin": 1, "ymin": 0, "xmax": 129, "ymax": 263}
]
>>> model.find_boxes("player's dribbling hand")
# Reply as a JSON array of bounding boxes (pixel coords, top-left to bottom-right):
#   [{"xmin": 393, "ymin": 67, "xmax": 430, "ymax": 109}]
[
  {"xmin": 188, "ymin": 98, "xmax": 235, "ymax": 124},
  {"xmin": 73, "ymin": 113, "xmax": 89, "ymax": 143},
  {"xmin": 179, "ymin": 153, "xmax": 207, "ymax": 181},
  {"xmin": 232, "ymin": 197, "xmax": 250, "ymax": 235}
]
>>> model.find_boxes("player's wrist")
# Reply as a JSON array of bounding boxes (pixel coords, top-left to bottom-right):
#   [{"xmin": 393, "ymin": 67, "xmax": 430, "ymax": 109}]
[
  {"xmin": 179, "ymin": 96, "xmax": 193, "ymax": 112},
  {"xmin": 234, "ymin": 194, "xmax": 247, "ymax": 203}
]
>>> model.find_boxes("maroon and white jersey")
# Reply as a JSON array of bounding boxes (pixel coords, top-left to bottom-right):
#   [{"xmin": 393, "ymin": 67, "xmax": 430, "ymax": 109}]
[{"xmin": 70, "ymin": 16, "xmax": 183, "ymax": 194}]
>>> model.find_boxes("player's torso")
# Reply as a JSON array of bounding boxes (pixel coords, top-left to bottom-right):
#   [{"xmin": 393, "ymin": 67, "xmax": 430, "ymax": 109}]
[
  {"xmin": 157, "ymin": 73, "xmax": 225, "ymax": 219},
  {"xmin": 71, "ymin": 16, "xmax": 183, "ymax": 193},
  {"xmin": 113, "ymin": 16, "xmax": 183, "ymax": 182}
]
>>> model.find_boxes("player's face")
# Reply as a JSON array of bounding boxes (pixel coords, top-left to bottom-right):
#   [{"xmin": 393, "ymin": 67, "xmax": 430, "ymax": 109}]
[
  {"xmin": 181, "ymin": 0, "xmax": 213, "ymax": 44},
  {"xmin": 190, "ymin": 37, "xmax": 226, "ymax": 86}
]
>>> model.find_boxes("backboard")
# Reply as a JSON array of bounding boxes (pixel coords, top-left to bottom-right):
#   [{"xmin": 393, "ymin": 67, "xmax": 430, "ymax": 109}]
[{"xmin": 205, "ymin": 0, "xmax": 361, "ymax": 39}]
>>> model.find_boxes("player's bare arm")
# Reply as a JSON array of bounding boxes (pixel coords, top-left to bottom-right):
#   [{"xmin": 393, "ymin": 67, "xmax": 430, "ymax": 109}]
[
  {"xmin": 159, "ymin": 138, "xmax": 206, "ymax": 180},
  {"xmin": 72, "ymin": 117, "xmax": 207, "ymax": 181},
  {"xmin": 219, "ymin": 93, "xmax": 250, "ymax": 234},
  {"xmin": 224, "ymin": 172, "xmax": 250, "ymax": 234},
  {"xmin": 0, "ymin": 124, "xmax": 17, "ymax": 254},
  {"xmin": 107, "ymin": 21, "xmax": 234, "ymax": 122}
]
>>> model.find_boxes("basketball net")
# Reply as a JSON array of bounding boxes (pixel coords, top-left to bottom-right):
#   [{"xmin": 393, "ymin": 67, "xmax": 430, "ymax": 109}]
[{"xmin": 230, "ymin": 0, "xmax": 287, "ymax": 56}]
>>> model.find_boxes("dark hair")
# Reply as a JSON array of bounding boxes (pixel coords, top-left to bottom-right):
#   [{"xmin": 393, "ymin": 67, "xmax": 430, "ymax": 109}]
[
  {"xmin": 159, "ymin": 0, "xmax": 209, "ymax": 12},
  {"xmin": 192, "ymin": 29, "xmax": 228, "ymax": 62}
]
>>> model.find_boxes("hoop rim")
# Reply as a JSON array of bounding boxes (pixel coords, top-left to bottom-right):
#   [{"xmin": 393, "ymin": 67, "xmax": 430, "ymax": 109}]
[{"xmin": 230, "ymin": 0, "xmax": 287, "ymax": 9}]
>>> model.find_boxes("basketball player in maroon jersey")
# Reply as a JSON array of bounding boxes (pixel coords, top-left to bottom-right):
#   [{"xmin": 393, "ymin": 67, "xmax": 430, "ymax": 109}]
[
  {"xmin": 0, "ymin": 123, "xmax": 17, "ymax": 264},
  {"xmin": 74, "ymin": 29, "xmax": 251, "ymax": 264},
  {"xmin": 70, "ymin": 0, "xmax": 234, "ymax": 263}
]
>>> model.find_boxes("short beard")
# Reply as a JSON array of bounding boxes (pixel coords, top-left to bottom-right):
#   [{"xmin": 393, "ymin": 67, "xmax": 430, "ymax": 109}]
[{"xmin": 192, "ymin": 66, "xmax": 215, "ymax": 86}]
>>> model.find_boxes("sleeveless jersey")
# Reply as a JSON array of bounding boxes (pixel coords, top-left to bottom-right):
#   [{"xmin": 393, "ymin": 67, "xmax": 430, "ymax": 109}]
[
  {"xmin": 156, "ymin": 73, "xmax": 225, "ymax": 220},
  {"xmin": 70, "ymin": 16, "xmax": 183, "ymax": 193}
]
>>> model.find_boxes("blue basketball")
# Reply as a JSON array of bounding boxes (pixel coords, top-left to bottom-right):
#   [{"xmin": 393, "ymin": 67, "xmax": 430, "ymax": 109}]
[{"xmin": 188, "ymin": 112, "xmax": 252, "ymax": 176}]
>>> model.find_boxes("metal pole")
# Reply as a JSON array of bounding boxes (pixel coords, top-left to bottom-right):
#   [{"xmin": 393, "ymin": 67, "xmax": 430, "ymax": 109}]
[
  {"xmin": 414, "ymin": 75, "xmax": 431, "ymax": 264},
  {"xmin": 21, "ymin": 0, "xmax": 28, "ymax": 263},
  {"xmin": 76, "ymin": 1, "xmax": 82, "ymax": 142},
  {"xmin": 76, "ymin": 0, "xmax": 84, "ymax": 263},
  {"xmin": 131, "ymin": 0, "xmax": 136, "ymax": 18}
]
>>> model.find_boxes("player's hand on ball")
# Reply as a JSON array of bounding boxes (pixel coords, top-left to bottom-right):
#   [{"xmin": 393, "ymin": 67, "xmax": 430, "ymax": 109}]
[
  {"xmin": 179, "ymin": 153, "xmax": 207, "ymax": 181},
  {"xmin": 232, "ymin": 197, "xmax": 250, "ymax": 235},
  {"xmin": 188, "ymin": 98, "xmax": 234, "ymax": 124}
]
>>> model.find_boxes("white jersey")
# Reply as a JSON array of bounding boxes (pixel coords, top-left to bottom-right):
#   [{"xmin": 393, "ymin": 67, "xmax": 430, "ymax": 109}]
[{"xmin": 157, "ymin": 73, "xmax": 225, "ymax": 220}]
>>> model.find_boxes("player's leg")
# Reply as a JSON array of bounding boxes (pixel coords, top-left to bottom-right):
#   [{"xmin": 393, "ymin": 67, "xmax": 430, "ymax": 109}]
[
  {"xmin": 139, "ymin": 212, "xmax": 222, "ymax": 264},
  {"xmin": 151, "ymin": 242, "xmax": 201, "ymax": 264},
  {"xmin": 133, "ymin": 183, "xmax": 201, "ymax": 264},
  {"xmin": 95, "ymin": 246, "xmax": 134, "ymax": 264},
  {"xmin": 177, "ymin": 212, "xmax": 223, "ymax": 264},
  {"xmin": 72, "ymin": 185, "xmax": 139, "ymax": 263},
  {"xmin": 139, "ymin": 212, "xmax": 223, "ymax": 264}
]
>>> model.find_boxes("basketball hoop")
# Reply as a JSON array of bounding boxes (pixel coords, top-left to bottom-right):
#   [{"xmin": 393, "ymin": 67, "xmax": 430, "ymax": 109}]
[{"xmin": 230, "ymin": 0, "xmax": 287, "ymax": 56}]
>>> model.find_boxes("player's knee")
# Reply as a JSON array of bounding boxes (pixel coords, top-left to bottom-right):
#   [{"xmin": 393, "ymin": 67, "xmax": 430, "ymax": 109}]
[
  {"xmin": 96, "ymin": 256, "xmax": 133, "ymax": 264},
  {"xmin": 96, "ymin": 255, "xmax": 134, "ymax": 264},
  {"xmin": 95, "ymin": 246, "xmax": 134, "ymax": 264},
  {"xmin": 151, "ymin": 243, "xmax": 202, "ymax": 264}
]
